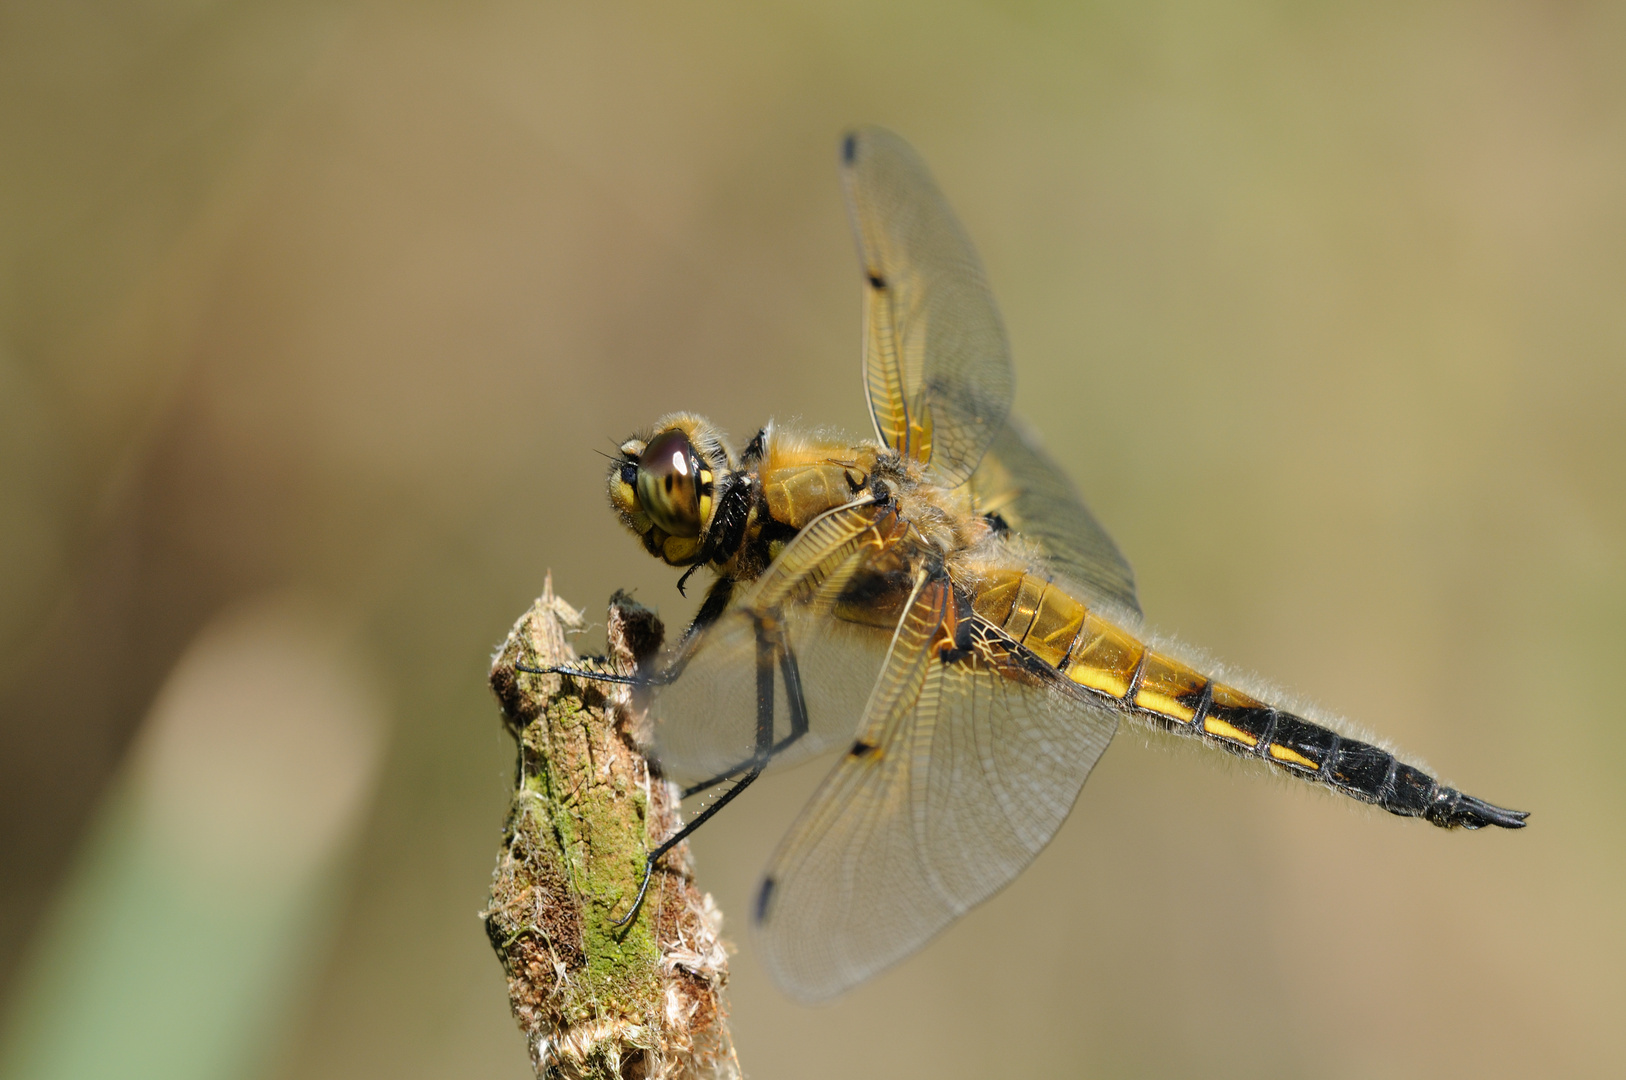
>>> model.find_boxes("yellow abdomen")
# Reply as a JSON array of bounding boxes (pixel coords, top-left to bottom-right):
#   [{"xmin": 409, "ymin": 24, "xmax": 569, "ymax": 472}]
[
  {"xmin": 972, "ymin": 571, "xmax": 1308, "ymax": 766},
  {"xmin": 968, "ymin": 568, "xmax": 1524, "ymax": 830}
]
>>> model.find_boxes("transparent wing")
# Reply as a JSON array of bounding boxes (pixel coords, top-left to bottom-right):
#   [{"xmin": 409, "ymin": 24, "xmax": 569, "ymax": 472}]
[
  {"xmin": 652, "ymin": 605, "xmax": 890, "ymax": 787},
  {"xmin": 969, "ymin": 416, "xmax": 1141, "ymax": 621},
  {"xmin": 843, "ymin": 127, "xmax": 1014, "ymax": 486},
  {"xmin": 650, "ymin": 500, "xmax": 904, "ymax": 787},
  {"xmin": 752, "ymin": 579, "xmax": 1120, "ymax": 1002}
]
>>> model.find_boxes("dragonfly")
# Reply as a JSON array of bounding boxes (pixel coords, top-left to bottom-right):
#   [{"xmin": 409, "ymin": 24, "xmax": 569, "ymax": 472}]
[{"xmin": 547, "ymin": 127, "xmax": 1527, "ymax": 1003}]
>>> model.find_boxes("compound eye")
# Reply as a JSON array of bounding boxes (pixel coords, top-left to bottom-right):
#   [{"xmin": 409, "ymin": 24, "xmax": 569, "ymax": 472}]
[{"xmin": 635, "ymin": 429, "xmax": 702, "ymax": 537}]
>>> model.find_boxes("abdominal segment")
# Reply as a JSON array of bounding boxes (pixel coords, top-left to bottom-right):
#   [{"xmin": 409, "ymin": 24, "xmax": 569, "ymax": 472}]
[{"xmin": 969, "ymin": 570, "xmax": 1526, "ymax": 830}]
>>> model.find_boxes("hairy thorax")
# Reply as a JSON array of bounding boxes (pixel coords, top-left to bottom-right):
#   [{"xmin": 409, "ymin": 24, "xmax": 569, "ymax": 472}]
[{"xmin": 749, "ymin": 428, "xmax": 992, "ymax": 577}]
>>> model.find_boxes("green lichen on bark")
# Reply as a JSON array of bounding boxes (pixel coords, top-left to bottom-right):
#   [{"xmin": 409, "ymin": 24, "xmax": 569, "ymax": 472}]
[{"xmin": 485, "ymin": 579, "xmax": 737, "ymax": 1080}]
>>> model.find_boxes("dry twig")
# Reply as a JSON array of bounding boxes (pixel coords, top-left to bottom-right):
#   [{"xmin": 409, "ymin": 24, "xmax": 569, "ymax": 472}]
[{"xmin": 484, "ymin": 577, "xmax": 738, "ymax": 1080}]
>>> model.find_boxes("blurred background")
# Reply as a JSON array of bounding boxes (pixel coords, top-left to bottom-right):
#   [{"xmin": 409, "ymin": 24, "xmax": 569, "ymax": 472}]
[{"xmin": 1, "ymin": 1, "xmax": 1622, "ymax": 1077}]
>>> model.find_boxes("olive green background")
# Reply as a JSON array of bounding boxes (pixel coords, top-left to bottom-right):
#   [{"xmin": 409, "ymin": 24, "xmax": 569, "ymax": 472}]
[{"xmin": 2, "ymin": 2, "xmax": 1622, "ymax": 1077}]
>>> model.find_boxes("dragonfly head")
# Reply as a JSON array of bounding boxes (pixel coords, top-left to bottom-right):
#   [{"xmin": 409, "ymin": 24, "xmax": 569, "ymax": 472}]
[{"xmin": 608, "ymin": 413, "xmax": 735, "ymax": 567}]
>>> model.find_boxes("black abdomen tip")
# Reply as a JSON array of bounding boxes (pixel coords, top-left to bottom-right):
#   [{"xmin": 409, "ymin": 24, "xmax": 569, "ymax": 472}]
[{"xmin": 1428, "ymin": 788, "xmax": 1531, "ymax": 830}]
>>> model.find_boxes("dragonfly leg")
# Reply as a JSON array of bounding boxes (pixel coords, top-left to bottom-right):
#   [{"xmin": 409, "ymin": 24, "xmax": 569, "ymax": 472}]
[
  {"xmin": 681, "ymin": 763, "xmax": 754, "ymax": 799},
  {"xmin": 516, "ymin": 651, "xmax": 692, "ymax": 689},
  {"xmin": 613, "ymin": 617, "xmax": 813, "ymax": 926},
  {"xmin": 775, "ymin": 642, "xmax": 810, "ymax": 750},
  {"xmin": 520, "ymin": 580, "xmax": 738, "ymax": 689},
  {"xmin": 679, "ymin": 627, "xmax": 811, "ymax": 798},
  {"xmin": 516, "ymin": 661, "xmax": 643, "ymax": 686},
  {"xmin": 614, "ymin": 758, "xmax": 768, "ymax": 927}
]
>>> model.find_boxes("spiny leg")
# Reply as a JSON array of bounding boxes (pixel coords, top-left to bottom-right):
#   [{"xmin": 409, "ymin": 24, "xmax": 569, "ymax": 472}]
[
  {"xmin": 515, "ymin": 582, "xmax": 736, "ymax": 689},
  {"xmin": 682, "ymin": 644, "xmax": 810, "ymax": 798},
  {"xmin": 614, "ymin": 616, "xmax": 812, "ymax": 927},
  {"xmin": 516, "ymin": 660, "xmax": 641, "ymax": 685}
]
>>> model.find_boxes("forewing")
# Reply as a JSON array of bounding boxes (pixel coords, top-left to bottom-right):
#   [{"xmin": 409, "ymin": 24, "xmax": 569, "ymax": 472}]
[
  {"xmin": 651, "ymin": 501, "xmax": 897, "ymax": 787},
  {"xmin": 970, "ymin": 416, "xmax": 1141, "ymax": 620},
  {"xmin": 843, "ymin": 127, "xmax": 1014, "ymax": 486},
  {"xmin": 752, "ymin": 583, "xmax": 1120, "ymax": 1002}
]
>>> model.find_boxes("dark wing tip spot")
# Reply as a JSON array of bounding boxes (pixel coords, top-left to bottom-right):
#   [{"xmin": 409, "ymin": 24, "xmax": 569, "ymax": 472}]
[
  {"xmin": 849, "ymin": 739, "xmax": 878, "ymax": 758},
  {"xmin": 867, "ymin": 272, "xmax": 886, "ymax": 290},
  {"xmin": 842, "ymin": 132, "xmax": 858, "ymax": 164},
  {"xmin": 754, "ymin": 877, "xmax": 778, "ymax": 924}
]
